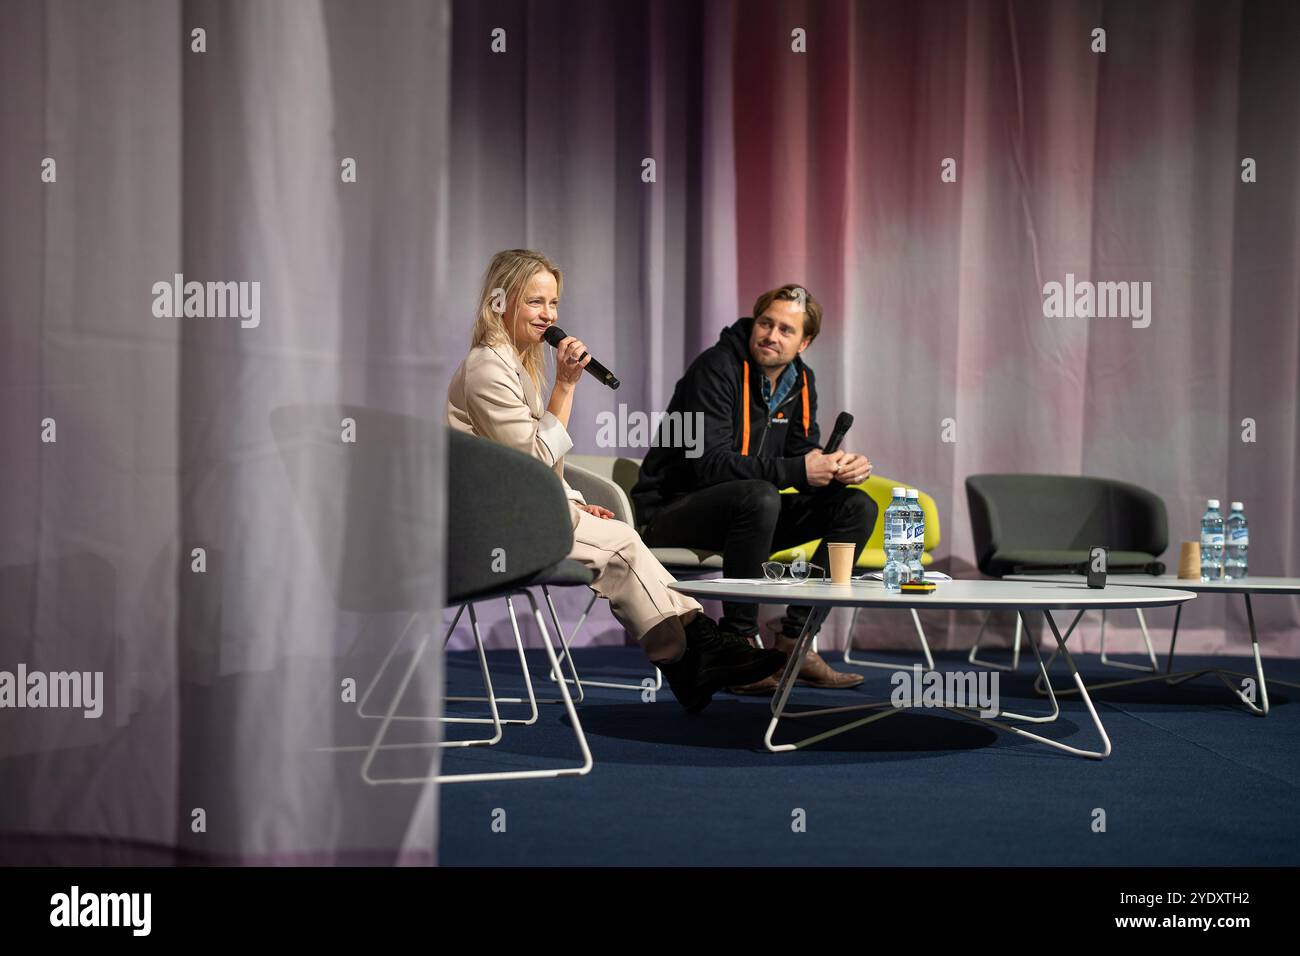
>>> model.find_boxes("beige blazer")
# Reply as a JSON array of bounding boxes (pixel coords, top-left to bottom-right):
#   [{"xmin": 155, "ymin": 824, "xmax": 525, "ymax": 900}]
[
  {"xmin": 447, "ymin": 342, "xmax": 701, "ymax": 644},
  {"xmin": 446, "ymin": 343, "xmax": 584, "ymax": 503}
]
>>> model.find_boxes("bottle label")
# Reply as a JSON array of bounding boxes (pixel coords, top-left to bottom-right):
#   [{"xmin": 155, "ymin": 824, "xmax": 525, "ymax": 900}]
[
  {"xmin": 1201, "ymin": 532, "xmax": 1224, "ymax": 547},
  {"xmin": 1229, "ymin": 529, "xmax": 1248, "ymax": 545},
  {"xmin": 887, "ymin": 517, "xmax": 906, "ymax": 543}
]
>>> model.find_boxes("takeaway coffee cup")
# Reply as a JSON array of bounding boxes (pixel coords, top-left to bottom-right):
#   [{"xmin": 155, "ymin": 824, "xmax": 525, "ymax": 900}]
[{"xmin": 828, "ymin": 542, "xmax": 855, "ymax": 584}]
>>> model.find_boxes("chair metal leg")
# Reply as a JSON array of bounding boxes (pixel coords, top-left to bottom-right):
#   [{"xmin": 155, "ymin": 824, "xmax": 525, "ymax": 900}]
[
  {"xmin": 437, "ymin": 605, "xmax": 505, "ymax": 742},
  {"xmin": 1097, "ymin": 609, "xmax": 1160, "ymax": 673},
  {"xmin": 351, "ymin": 604, "xmax": 502, "ymax": 740},
  {"xmin": 341, "ymin": 613, "xmax": 375, "ymax": 659},
  {"xmin": 320, "ymin": 607, "xmax": 505, "ymax": 777},
  {"xmin": 442, "ymin": 596, "xmax": 543, "ymax": 724},
  {"xmin": 360, "ymin": 592, "xmax": 594, "ymax": 785},
  {"xmin": 356, "ymin": 611, "xmax": 421, "ymax": 719},
  {"xmin": 317, "ymin": 606, "xmax": 502, "ymax": 763},
  {"xmin": 547, "ymin": 588, "xmax": 599, "ymax": 682},
  {"xmin": 546, "ymin": 587, "xmax": 663, "ymax": 694},
  {"xmin": 843, "ymin": 607, "xmax": 936, "ymax": 671},
  {"xmin": 968, "ymin": 610, "xmax": 1023, "ymax": 671},
  {"xmin": 446, "ymin": 593, "xmax": 576, "ymax": 713},
  {"xmin": 432, "ymin": 590, "xmax": 594, "ymax": 784}
]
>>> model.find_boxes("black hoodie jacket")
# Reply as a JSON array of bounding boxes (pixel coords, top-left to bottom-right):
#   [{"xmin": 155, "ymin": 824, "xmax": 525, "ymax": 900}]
[{"xmin": 631, "ymin": 318, "xmax": 822, "ymax": 526}]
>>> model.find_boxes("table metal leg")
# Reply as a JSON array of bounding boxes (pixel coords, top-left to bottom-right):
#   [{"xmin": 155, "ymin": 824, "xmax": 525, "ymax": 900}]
[
  {"xmin": 764, "ymin": 606, "xmax": 906, "ymax": 751},
  {"xmin": 1211, "ymin": 593, "xmax": 1272, "ymax": 715},
  {"xmin": 947, "ymin": 609, "xmax": 1112, "ymax": 759},
  {"xmin": 843, "ymin": 607, "xmax": 937, "ymax": 671},
  {"xmin": 968, "ymin": 611, "xmax": 1023, "ymax": 672},
  {"xmin": 1099, "ymin": 609, "xmax": 1160, "ymax": 673},
  {"xmin": 762, "ymin": 605, "xmax": 1112, "ymax": 758},
  {"xmin": 1039, "ymin": 593, "xmax": 1286, "ymax": 715},
  {"xmin": 1028, "ymin": 609, "xmax": 1087, "ymax": 696}
]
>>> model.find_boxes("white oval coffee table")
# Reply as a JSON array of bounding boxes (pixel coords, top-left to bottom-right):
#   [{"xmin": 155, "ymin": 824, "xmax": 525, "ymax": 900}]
[
  {"xmin": 670, "ymin": 578, "xmax": 1196, "ymax": 759},
  {"xmin": 1006, "ymin": 573, "xmax": 1300, "ymax": 715}
]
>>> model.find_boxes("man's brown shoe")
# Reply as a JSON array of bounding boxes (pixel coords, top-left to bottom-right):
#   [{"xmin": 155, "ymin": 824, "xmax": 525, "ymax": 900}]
[
  {"xmin": 772, "ymin": 632, "xmax": 865, "ymax": 689},
  {"xmin": 728, "ymin": 671, "xmax": 782, "ymax": 695},
  {"xmin": 728, "ymin": 634, "xmax": 783, "ymax": 695},
  {"xmin": 728, "ymin": 631, "xmax": 865, "ymax": 693}
]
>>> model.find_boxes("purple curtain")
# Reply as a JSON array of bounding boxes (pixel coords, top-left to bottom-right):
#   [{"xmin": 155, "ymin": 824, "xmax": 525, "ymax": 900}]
[{"xmin": 447, "ymin": 0, "xmax": 1299, "ymax": 657}]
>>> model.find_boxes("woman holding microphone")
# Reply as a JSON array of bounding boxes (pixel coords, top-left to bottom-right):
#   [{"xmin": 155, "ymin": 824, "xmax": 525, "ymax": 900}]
[{"xmin": 446, "ymin": 249, "xmax": 784, "ymax": 713}]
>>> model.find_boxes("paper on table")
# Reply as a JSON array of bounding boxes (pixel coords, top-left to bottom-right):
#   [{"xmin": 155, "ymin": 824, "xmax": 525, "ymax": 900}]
[
  {"xmin": 855, "ymin": 571, "xmax": 953, "ymax": 582},
  {"xmin": 705, "ymin": 577, "xmax": 804, "ymax": 586}
]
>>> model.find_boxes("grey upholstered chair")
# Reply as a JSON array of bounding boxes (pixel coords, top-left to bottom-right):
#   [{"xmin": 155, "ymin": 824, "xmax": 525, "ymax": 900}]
[
  {"xmin": 271, "ymin": 405, "xmax": 592, "ymax": 785},
  {"xmin": 964, "ymin": 473, "xmax": 1168, "ymax": 673}
]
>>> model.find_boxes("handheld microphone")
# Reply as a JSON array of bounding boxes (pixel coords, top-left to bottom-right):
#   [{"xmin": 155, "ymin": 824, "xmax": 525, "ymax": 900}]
[
  {"xmin": 821, "ymin": 411, "xmax": 854, "ymax": 454},
  {"xmin": 543, "ymin": 325, "xmax": 620, "ymax": 389}
]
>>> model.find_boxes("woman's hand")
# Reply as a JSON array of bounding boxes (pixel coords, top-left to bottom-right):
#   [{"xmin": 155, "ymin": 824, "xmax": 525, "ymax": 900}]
[
  {"xmin": 553, "ymin": 335, "xmax": 592, "ymax": 386},
  {"xmin": 579, "ymin": 503, "xmax": 615, "ymax": 520}
]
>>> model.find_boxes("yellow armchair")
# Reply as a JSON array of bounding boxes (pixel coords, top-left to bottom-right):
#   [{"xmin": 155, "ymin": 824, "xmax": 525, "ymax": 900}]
[{"xmin": 767, "ymin": 475, "xmax": 940, "ymax": 570}]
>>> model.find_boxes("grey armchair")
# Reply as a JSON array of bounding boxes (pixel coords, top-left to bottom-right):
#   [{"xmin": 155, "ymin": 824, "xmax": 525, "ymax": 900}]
[
  {"xmin": 964, "ymin": 473, "xmax": 1168, "ymax": 673},
  {"xmin": 271, "ymin": 405, "xmax": 592, "ymax": 785}
]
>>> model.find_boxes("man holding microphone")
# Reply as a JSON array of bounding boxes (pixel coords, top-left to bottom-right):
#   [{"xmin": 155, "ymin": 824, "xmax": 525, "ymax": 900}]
[{"xmin": 633, "ymin": 284, "xmax": 876, "ymax": 691}]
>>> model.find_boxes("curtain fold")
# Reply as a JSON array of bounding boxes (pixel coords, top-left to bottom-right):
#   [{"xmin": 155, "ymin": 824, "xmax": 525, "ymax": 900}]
[
  {"xmin": 3, "ymin": 0, "xmax": 1298, "ymax": 860},
  {"xmin": 1, "ymin": 0, "xmax": 451, "ymax": 863}
]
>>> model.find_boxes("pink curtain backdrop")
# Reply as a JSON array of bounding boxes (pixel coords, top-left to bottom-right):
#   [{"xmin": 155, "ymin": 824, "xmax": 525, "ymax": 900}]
[{"xmin": 443, "ymin": 0, "xmax": 1299, "ymax": 658}]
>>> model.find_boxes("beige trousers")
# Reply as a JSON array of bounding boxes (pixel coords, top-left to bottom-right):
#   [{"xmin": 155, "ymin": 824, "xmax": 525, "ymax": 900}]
[{"xmin": 567, "ymin": 502, "xmax": 701, "ymax": 660}]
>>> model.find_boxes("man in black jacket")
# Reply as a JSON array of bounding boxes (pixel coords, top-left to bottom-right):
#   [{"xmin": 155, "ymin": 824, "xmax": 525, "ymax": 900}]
[{"xmin": 633, "ymin": 284, "xmax": 876, "ymax": 690}]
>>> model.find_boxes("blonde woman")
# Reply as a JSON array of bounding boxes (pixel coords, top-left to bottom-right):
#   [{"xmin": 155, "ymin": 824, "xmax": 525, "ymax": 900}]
[{"xmin": 447, "ymin": 249, "xmax": 784, "ymax": 713}]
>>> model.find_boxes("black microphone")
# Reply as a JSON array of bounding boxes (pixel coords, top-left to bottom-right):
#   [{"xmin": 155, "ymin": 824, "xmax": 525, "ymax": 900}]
[
  {"xmin": 543, "ymin": 325, "xmax": 620, "ymax": 389},
  {"xmin": 821, "ymin": 411, "xmax": 854, "ymax": 454}
]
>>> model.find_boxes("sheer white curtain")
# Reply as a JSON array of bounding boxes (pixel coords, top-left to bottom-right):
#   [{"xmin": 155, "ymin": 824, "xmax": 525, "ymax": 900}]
[{"xmin": 0, "ymin": 0, "xmax": 450, "ymax": 864}]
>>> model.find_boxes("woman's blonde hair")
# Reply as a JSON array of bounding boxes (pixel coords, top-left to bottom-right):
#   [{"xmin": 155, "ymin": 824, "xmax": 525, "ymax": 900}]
[{"xmin": 472, "ymin": 248, "xmax": 563, "ymax": 392}]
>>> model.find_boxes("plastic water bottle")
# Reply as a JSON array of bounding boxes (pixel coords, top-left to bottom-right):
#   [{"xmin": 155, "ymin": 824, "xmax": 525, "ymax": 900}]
[
  {"xmin": 906, "ymin": 488, "xmax": 925, "ymax": 582},
  {"xmin": 883, "ymin": 486, "xmax": 909, "ymax": 592},
  {"xmin": 1225, "ymin": 501, "xmax": 1248, "ymax": 579},
  {"xmin": 1200, "ymin": 499, "xmax": 1224, "ymax": 582}
]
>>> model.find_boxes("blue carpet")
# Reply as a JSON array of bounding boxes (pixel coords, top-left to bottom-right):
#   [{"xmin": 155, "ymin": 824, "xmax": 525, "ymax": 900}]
[{"xmin": 436, "ymin": 647, "xmax": 1300, "ymax": 866}]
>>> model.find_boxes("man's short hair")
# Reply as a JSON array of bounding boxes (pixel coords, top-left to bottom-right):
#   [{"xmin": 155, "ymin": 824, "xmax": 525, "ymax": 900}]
[{"xmin": 751, "ymin": 284, "xmax": 822, "ymax": 343}]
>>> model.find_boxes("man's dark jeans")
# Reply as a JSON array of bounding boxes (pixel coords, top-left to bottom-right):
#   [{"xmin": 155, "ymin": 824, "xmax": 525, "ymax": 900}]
[{"xmin": 642, "ymin": 480, "xmax": 878, "ymax": 640}]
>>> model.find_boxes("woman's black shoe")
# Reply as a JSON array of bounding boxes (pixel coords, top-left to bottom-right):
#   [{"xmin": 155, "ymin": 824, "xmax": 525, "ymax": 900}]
[{"xmin": 661, "ymin": 615, "xmax": 786, "ymax": 714}]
